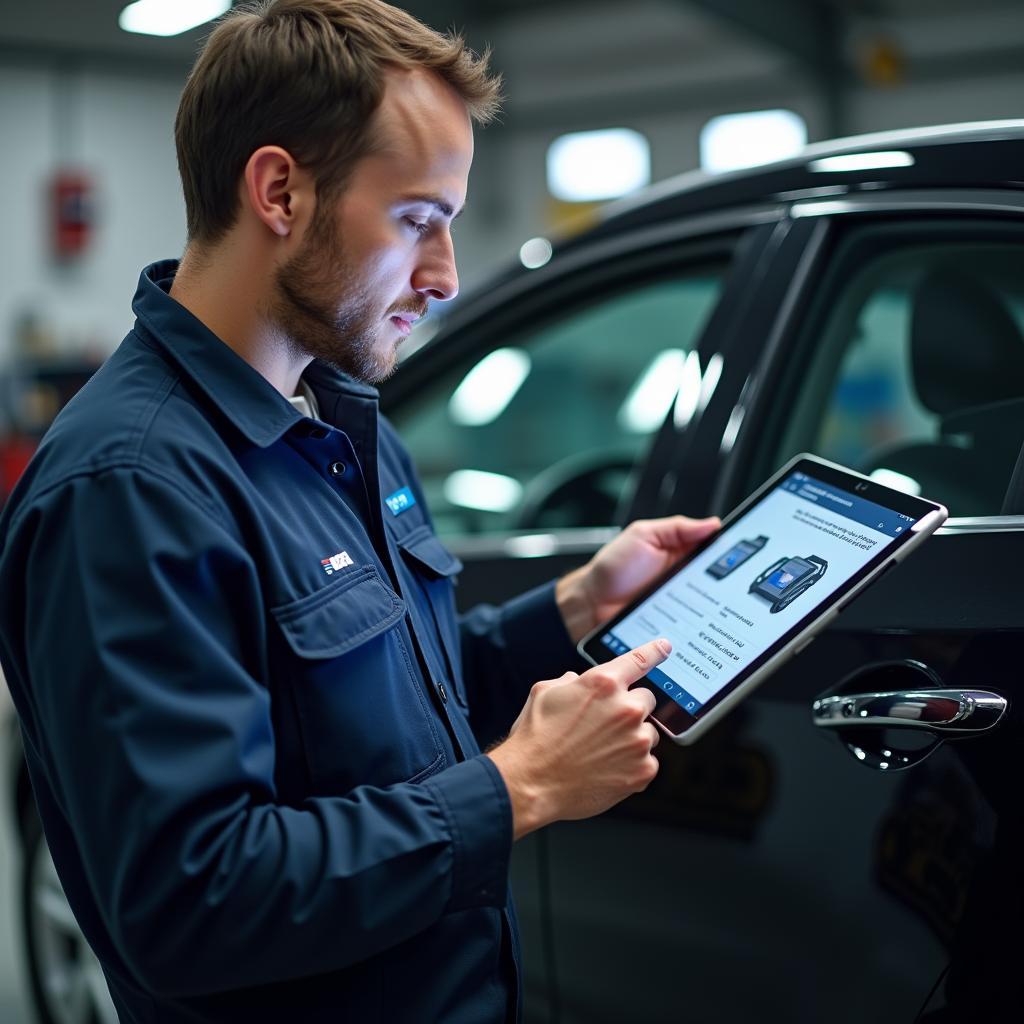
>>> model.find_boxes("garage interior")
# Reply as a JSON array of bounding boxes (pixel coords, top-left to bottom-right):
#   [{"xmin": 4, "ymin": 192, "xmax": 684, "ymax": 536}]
[{"xmin": 2, "ymin": 1, "xmax": 1023, "ymax": 1021}]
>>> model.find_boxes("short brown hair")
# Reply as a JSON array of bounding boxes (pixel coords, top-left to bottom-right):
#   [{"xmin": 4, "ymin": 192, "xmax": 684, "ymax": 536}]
[{"xmin": 175, "ymin": 0, "xmax": 502, "ymax": 245}]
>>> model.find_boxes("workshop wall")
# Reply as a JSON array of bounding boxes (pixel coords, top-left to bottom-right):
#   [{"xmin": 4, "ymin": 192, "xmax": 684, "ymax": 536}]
[
  {"xmin": 1, "ymin": 3, "xmax": 1023, "ymax": 366},
  {"xmin": 0, "ymin": 64, "xmax": 184, "ymax": 363}
]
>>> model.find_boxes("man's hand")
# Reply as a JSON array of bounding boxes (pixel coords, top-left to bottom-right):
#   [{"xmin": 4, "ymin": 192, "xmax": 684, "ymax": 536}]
[
  {"xmin": 556, "ymin": 516, "xmax": 720, "ymax": 643},
  {"xmin": 486, "ymin": 639, "xmax": 669, "ymax": 839}
]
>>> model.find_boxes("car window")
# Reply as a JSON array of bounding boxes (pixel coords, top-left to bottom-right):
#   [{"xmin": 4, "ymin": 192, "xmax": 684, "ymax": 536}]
[
  {"xmin": 769, "ymin": 241, "xmax": 1024, "ymax": 517},
  {"xmin": 391, "ymin": 269, "xmax": 726, "ymax": 537}
]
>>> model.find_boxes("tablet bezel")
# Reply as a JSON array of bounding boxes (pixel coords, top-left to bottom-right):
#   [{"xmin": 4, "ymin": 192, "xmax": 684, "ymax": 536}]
[{"xmin": 578, "ymin": 453, "xmax": 948, "ymax": 744}]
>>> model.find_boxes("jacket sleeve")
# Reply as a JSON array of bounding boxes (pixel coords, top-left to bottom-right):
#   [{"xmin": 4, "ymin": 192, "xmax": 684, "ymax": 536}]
[
  {"xmin": 457, "ymin": 582, "xmax": 583, "ymax": 750},
  {"xmin": 0, "ymin": 465, "xmax": 511, "ymax": 998}
]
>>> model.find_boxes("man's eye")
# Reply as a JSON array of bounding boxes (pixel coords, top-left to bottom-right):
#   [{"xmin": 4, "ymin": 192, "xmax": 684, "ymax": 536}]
[{"xmin": 404, "ymin": 217, "xmax": 430, "ymax": 237}]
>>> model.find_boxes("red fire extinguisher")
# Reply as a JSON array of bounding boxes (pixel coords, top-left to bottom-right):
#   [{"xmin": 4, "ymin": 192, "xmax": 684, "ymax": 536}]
[{"xmin": 51, "ymin": 171, "xmax": 93, "ymax": 259}]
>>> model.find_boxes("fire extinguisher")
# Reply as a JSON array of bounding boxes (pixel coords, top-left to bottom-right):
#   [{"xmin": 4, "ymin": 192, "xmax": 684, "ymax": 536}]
[{"xmin": 51, "ymin": 171, "xmax": 93, "ymax": 259}]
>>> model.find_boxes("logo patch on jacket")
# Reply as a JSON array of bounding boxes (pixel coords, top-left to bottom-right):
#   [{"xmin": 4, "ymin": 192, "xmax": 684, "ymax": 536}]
[
  {"xmin": 321, "ymin": 551, "xmax": 354, "ymax": 575},
  {"xmin": 385, "ymin": 487, "xmax": 417, "ymax": 516}
]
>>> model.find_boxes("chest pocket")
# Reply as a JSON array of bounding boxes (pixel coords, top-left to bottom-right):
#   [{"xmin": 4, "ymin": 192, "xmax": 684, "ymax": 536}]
[
  {"xmin": 391, "ymin": 524, "xmax": 467, "ymax": 706},
  {"xmin": 272, "ymin": 565, "xmax": 445, "ymax": 793}
]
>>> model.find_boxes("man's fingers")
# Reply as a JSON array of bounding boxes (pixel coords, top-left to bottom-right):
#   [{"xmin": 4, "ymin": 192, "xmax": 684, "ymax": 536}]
[
  {"xmin": 626, "ymin": 686, "xmax": 657, "ymax": 720},
  {"xmin": 639, "ymin": 514, "xmax": 719, "ymax": 550},
  {"xmin": 533, "ymin": 671, "xmax": 579, "ymax": 692},
  {"xmin": 600, "ymin": 638, "xmax": 671, "ymax": 687},
  {"xmin": 642, "ymin": 721, "xmax": 660, "ymax": 750}
]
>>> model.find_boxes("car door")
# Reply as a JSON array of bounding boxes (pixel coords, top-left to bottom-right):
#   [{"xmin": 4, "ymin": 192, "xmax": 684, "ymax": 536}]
[
  {"xmin": 380, "ymin": 209, "xmax": 782, "ymax": 1019},
  {"xmin": 530, "ymin": 210, "xmax": 847, "ymax": 1024},
  {"xmin": 587, "ymin": 192, "xmax": 1024, "ymax": 1024}
]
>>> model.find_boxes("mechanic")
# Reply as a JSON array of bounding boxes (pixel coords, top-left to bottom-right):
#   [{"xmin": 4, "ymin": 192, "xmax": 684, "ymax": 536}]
[{"xmin": 0, "ymin": 2, "xmax": 718, "ymax": 1021}]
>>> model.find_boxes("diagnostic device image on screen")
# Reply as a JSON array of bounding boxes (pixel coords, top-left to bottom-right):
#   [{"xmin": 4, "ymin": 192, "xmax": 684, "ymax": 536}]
[
  {"xmin": 592, "ymin": 464, "xmax": 931, "ymax": 724},
  {"xmin": 705, "ymin": 535, "xmax": 768, "ymax": 580},
  {"xmin": 748, "ymin": 553, "xmax": 827, "ymax": 612}
]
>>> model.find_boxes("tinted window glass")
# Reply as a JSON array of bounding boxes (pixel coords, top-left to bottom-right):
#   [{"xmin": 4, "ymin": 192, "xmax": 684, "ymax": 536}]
[
  {"xmin": 772, "ymin": 243, "xmax": 1024, "ymax": 517},
  {"xmin": 391, "ymin": 271, "xmax": 725, "ymax": 537}
]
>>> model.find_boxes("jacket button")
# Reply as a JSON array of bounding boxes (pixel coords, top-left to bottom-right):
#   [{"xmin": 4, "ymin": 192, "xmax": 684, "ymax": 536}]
[
  {"xmin": 308, "ymin": 426, "xmax": 329, "ymax": 440},
  {"xmin": 329, "ymin": 461, "xmax": 347, "ymax": 478}
]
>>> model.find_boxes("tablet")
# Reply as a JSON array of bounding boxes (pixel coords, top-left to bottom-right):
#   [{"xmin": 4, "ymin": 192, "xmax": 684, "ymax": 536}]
[{"xmin": 578, "ymin": 454, "xmax": 947, "ymax": 745}]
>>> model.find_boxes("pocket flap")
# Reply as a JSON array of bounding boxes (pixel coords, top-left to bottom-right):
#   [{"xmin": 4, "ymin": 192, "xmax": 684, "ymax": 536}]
[
  {"xmin": 393, "ymin": 525, "xmax": 464, "ymax": 579},
  {"xmin": 272, "ymin": 567, "xmax": 405, "ymax": 659}
]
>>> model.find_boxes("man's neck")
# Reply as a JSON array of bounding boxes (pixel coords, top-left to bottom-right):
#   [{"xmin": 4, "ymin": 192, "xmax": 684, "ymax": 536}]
[{"xmin": 170, "ymin": 238, "xmax": 311, "ymax": 398}]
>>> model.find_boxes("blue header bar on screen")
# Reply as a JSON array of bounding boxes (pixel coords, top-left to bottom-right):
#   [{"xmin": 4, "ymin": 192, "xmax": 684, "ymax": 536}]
[{"xmin": 784, "ymin": 472, "xmax": 915, "ymax": 537}]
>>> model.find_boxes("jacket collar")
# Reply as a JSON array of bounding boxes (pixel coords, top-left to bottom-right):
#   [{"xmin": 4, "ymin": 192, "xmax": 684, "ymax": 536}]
[{"xmin": 131, "ymin": 260, "xmax": 378, "ymax": 448}]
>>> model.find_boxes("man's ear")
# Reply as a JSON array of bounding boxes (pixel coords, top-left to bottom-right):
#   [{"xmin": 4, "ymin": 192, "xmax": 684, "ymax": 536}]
[{"xmin": 242, "ymin": 146, "xmax": 312, "ymax": 238}]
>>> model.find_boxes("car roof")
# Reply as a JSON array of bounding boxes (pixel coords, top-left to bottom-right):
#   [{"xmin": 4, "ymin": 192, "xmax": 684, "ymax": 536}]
[
  {"xmin": 393, "ymin": 119, "xmax": 1024, "ymax": 368},
  {"xmin": 578, "ymin": 119, "xmax": 1024, "ymax": 244}
]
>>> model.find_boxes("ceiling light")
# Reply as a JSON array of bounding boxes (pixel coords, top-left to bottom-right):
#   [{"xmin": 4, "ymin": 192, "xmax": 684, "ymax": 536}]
[
  {"xmin": 675, "ymin": 351, "xmax": 723, "ymax": 428},
  {"xmin": 547, "ymin": 129, "xmax": 651, "ymax": 202},
  {"xmin": 119, "ymin": 0, "xmax": 231, "ymax": 37},
  {"xmin": 519, "ymin": 237, "xmax": 553, "ymax": 270},
  {"xmin": 449, "ymin": 348, "xmax": 532, "ymax": 426},
  {"xmin": 700, "ymin": 110, "xmax": 807, "ymax": 174},
  {"xmin": 443, "ymin": 470, "xmax": 523, "ymax": 513},
  {"xmin": 869, "ymin": 468, "xmax": 921, "ymax": 495},
  {"xmin": 504, "ymin": 534, "xmax": 559, "ymax": 559},
  {"xmin": 809, "ymin": 151, "xmax": 914, "ymax": 173},
  {"xmin": 618, "ymin": 349, "xmax": 688, "ymax": 434}
]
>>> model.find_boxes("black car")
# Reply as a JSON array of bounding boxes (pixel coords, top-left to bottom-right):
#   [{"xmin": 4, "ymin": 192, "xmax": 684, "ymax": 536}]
[{"xmin": 6, "ymin": 119, "xmax": 1024, "ymax": 1024}]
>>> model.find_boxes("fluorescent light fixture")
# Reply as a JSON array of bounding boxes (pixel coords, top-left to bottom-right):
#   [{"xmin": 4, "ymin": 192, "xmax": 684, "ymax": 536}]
[
  {"xmin": 698, "ymin": 352, "xmax": 724, "ymax": 414},
  {"xmin": 674, "ymin": 351, "xmax": 724, "ymax": 428},
  {"xmin": 869, "ymin": 467, "xmax": 922, "ymax": 496},
  {"xmin": 547, "ymin": 128, "xmax": 651, "ymax": 202},
  {"xmin": 669, "ymin": 350, "xmax": 705, "ymax": 430},
  {"xmin": 700, "ymin": 109, "xmax": 807, "ymax": 174},
  {"xmin": 809, "ymin": 151, "xmax": 914, "ymax": 173},
  {"xmin": 719, "ymin": 402, "xmax": 745, "ymax": 454},
  {"xmin": 505, "ymin": 534, "xmax": 559, "ymax": 559},
  {"xmin": 444, "ymin": 470, "xmax": 523, "ymax": 513},
  {"xmin": 519, "ymin": 237, "xmax": 553, "ymax": 270},
  {"xmin": 618, "ymin": 349, "xmax": 688, "ymax": 434},
  {"xmin": 449, "ymin": 348, "xmax": 531, "ymax": 426},
  {"xmin": 790, "ymin": 200, "xmax": 855, "ymax": 218},
  {"xmin": 119, "ymin": 0, "xmax": 231, "ymax": 37}
]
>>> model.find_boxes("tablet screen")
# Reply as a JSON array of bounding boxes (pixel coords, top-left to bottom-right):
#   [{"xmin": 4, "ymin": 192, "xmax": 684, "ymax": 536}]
[{"xmin": 596, "ymin": 466, "xmax": 924, "ymax": 724}]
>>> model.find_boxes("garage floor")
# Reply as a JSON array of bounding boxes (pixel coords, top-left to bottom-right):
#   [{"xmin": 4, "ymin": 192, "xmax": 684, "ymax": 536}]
[{"xmin": 0, "ymin": 811, "xmax": 34, "ymax": 1022}]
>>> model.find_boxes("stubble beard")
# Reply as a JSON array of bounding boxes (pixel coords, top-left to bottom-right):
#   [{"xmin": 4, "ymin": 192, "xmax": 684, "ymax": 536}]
[{"xmin": 271, "ymin": 217, "xmax": 399, "ymax": 385}]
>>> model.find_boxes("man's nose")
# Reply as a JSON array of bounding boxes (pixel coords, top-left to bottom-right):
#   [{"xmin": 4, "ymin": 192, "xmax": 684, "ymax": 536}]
[{"xmin": 412, "ymin": 230, "xmax": 459, "ymax": 302}]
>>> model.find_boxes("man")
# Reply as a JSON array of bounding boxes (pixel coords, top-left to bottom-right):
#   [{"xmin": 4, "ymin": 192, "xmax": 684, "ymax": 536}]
[{"xmin": 0, "ymin": 2, "xmax": 717, "ymax": 1021}]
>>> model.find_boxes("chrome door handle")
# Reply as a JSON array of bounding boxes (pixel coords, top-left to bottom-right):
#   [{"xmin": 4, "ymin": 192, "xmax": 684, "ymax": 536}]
[{"xmin": 812, "ymin": 689, "xmax": 1007, "ymax": 734}]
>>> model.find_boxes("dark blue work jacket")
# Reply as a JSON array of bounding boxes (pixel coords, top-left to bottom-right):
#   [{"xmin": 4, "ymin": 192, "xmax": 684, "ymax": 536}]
[{"xmin": 0, "ymin": 261, "xmax": 576, "ymax": 1023}]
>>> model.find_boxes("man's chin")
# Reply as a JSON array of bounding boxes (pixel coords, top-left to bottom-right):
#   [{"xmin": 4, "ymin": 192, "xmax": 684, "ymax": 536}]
[
  {"xmin": 369, "ymin": 354, "xmax": 400, "ymax": 385},
  {"xmin": 348, "ymin": 350, "xmax": 400, "ymax": 387},
  {"xmin": 306, "ymin": 330, "xmax": 400, "ymax": 385}
]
